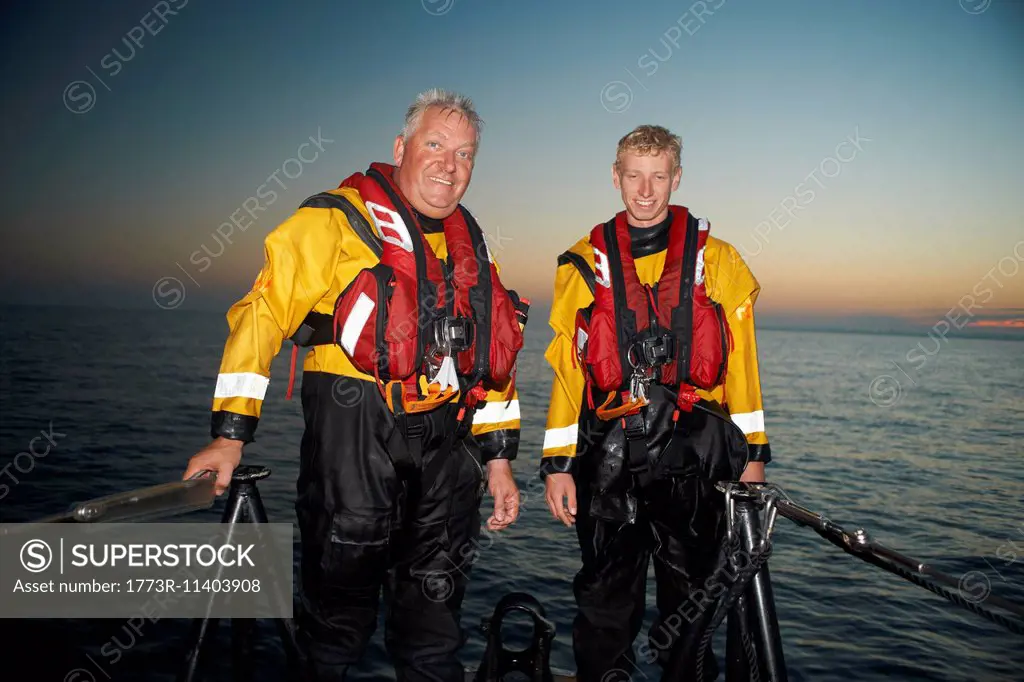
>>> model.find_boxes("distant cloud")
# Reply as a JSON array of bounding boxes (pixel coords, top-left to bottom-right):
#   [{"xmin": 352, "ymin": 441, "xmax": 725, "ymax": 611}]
[
  {"xmin": 962, "ymin": 308, "xmax": 1024, "ymax": 329},
  {"xmin": 968, "ymin": 319, "xmax": 1024, "ymax": 329}
]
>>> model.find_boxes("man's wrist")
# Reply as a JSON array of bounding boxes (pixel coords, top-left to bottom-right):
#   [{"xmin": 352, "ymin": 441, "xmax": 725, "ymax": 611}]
[{"xmin": 486, "ymin": 458, "xmax": 513, "ymax": 474}]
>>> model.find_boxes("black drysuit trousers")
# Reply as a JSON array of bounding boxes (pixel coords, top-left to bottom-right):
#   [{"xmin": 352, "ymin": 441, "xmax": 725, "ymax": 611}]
[
  {"xmin": 295, "ymin": 372, "xmax": 486, "ymax": 681},
  {"xmin": 571, "ymin": 391, "xmax": 752, "ymax": 682}
]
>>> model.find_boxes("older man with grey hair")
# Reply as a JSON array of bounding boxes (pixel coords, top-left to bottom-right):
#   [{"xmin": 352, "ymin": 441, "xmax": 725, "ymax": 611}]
[{"xmin": 184, "ymin": 88, "xmax": 526, "ymax": 681}]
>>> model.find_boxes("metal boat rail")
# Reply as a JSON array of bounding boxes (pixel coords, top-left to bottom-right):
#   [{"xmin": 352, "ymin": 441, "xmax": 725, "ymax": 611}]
[{"xmin": 17, "ymin": 469, "xmax": 1024, "ymax": 680}]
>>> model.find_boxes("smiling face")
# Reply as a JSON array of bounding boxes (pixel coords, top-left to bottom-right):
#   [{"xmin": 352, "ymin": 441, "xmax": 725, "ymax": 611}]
[
  {"xmin": 612, "ymin": 149, "xmax": 681, "ymax": 227},
  {"xmin": 392, "ymin": 105, "xmax": 478, "ymax": 219}
]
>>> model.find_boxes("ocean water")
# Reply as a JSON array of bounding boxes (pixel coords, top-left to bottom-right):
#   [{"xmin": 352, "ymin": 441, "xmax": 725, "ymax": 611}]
[{"xmin": 0, "ymin": 304, "xmax": 1022, "ymax": 681}]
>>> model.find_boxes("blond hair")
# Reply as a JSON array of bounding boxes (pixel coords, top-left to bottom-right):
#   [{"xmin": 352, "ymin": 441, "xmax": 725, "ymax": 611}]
[{"xmin": 614, "ymin": 124, "xmax": 682, "ymax": 171}]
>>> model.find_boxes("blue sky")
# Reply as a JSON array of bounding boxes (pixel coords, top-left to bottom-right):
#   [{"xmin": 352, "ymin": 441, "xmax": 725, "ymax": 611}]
[{"xmin": 1, "ymin": 0, "xmax": 1022, "ymax": 328}]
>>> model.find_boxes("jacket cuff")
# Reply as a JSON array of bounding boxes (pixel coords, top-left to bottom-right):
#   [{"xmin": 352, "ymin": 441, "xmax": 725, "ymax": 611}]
[
  {"xmin": 475, "ymin": 429, "xmax": 519, "ymax": 463},
  {"xmin": 747, "ymin": 442, "xmax": 771, "ymax": 464},
  {"xmin": 211, "ymin": 411, "xmax": 258, "ymax": 444},
  {"xmin": 539, "ymin": 456, "xmax": 574, "ymax": 479}
]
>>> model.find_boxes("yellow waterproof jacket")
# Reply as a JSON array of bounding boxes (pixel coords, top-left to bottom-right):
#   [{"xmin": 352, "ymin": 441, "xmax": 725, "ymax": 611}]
[
  {"xmin": 539, "ymin": 217, "xmax": 770, "ymax": 477},
  {"xmin": 209, "ymin": 185, "xmax": 521, "ymax": 461}
]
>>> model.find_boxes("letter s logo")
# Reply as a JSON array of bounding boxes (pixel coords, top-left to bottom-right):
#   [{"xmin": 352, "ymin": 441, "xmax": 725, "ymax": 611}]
[
  {"xmin": 21, "ymin": 539, "xmax": 52, "ymax": 573},
  {"xmin": 365, "ymin": 201, "xmax": 414, "ymax": 252},
  {"xmin": 593, "ymin": 247, "xmax": 611, "ymax": 288}
]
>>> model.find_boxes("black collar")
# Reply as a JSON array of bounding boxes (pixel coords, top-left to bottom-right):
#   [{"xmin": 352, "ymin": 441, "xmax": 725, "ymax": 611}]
[
  {"xmin": 414, "ymin": 208, "xmax": 445, "ymax": 234},
  {"xmin": 629, "ymin": 212, "xmax": 672, "ymax": 258}
]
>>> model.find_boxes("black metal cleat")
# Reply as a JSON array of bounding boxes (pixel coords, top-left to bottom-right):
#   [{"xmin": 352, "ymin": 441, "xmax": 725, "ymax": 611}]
[{"xmin": 474, "ymin": 592, "xmax": 557, "ymax": 682}]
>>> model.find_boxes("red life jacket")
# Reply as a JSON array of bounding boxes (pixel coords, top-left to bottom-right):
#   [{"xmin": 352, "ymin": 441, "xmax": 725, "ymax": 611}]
[
  {"xmin": 332, "ymin": 162, "xmax": 527, "ymax": 414},
  {"xmin": 573, "ymin": 205, "xmax": 730, "ymax": 417}
]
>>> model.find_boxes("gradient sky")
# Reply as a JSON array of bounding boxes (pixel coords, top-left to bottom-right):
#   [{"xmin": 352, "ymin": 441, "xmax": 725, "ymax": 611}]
[{"xmin": 1, "ymin": 0, "xmax": 1022, "ymax": 327}]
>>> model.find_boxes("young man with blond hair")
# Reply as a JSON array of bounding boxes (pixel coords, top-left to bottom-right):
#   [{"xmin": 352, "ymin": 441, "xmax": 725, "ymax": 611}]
[{"xmin": 540, "ymin": 124, "xmax": 770, "ymax": 680}]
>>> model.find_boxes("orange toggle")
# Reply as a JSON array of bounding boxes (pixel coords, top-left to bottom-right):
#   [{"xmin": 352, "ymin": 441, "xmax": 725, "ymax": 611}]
[
  {"xmin": 383, "ymin": 379, "xmax": 457, "ymax": 414},
  {"xmin": 404, "ymin": 385, "xmax": 458, "ymax": 414},
  {"xmin": 594, "ymin": 391, "xmax": 647, "ymax": 421}
]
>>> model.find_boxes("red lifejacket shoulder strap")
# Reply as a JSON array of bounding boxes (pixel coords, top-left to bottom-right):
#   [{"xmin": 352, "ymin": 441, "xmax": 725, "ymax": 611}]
[
  {"xmin": 362, "ymin": 165, "xmax": 446, "ymax": 365},
  {"xmin": 589, "ymin": 212, "xmax": 651, "ymax": 384},
  {"xmin": 656, "ymin": 207, "xmax": 710, "ymax": 386},
  {"xmin": 443, "ymin": 206, "xmax": 493, "ymax": 372},
  {"xmin": 653, "ymin": 206, "xmax": 690, "ymax": 326}
]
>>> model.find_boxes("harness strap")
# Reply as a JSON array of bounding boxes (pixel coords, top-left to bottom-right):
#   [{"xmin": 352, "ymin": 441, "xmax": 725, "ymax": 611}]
[
  {"xmin": 288, "ymin": 311, "xmax": 334, "ymax": 347},
  {"xmin": 386, "ymin": 381, "xmax": 426, "ymax": 480},
  {"xmin": 621, "ymin": 411, "xmax": 650, "ymax": 484},
  {"xmin": 557, "ymin": 250, "xmax": 597, "ymax": 295},
  {"xmin": 668, "ymin": 212, "xmax": 701, "ymax": 386},
  {"xmin": 418, "ymin": 388, "xmax": 470, "ymax": 488},
  {"xmin": 283, "ymin": 192, "xmax": 384, "ymax": 399},
  {"xmin": 413, "ymin": 373, "xmax": 486, "ymax": 552},
  {"xmin": 299, "ymin": 191, "xmax": 383, "ymax": 257}
]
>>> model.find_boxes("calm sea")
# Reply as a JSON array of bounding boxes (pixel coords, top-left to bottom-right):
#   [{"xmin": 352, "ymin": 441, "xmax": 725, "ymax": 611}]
[{"xmin": 1, "ymin": 305, "xmax": 1022, "ymax": 681}]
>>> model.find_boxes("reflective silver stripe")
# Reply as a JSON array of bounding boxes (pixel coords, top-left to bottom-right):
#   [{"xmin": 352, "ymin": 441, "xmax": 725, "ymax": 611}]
[
  {"xmin": 340, "ymin": 292, "xmax": 375, "ymax": 355},
  {"xmin": 365, "ymin": 201, "xmax": 414, "ymax": 252},
  {"xmin": 575, "ymin": 327, "xmax": 588, "ymax": 354},
  {"xmin": 543, "ymin": 424, "xmax": 578, "ymax": 450},
  {"xmin": 473, "ymin": 399, "xmax": 520, "ymax": 425},
  {"xmin": 214, "ymin": 373, "xmax": 270, "ymax": 400},
  {"xmin": 731, "ymin": 410, "xmax": 765, "ymax": 435}
]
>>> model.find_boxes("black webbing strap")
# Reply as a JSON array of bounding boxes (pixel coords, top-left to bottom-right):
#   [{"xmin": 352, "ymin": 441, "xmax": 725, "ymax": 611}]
[
  {"xmin": 288, "ymin": 192, "xmax": 385, "ymax": 348},
  {"xmin": 299, "ymin": 191, "xmax": 383, "ymax": 257},
  {"xmin": 289, "ymin": 311, "xmax": 334, "ymax": 347},
  {"xmin": 557, "ymin": 251, "xmax": 597, "ymax": 295},
  {"xmin": 669, "ymin": 213, "xmax": 701, "ymax": 385},
  {"xmin": 622, "ymin": 411, "xmax": 651, "ymax": 485},
  {"xmin": 386, "ymin": 382, "xmax": 425, "ymax": 480},
  {"xmin": 419, "ymin": 372, "xmax": 483, "ymax": 488}
]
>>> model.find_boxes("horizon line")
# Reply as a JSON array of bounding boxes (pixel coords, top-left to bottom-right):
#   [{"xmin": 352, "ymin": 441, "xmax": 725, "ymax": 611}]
[{"xmin": 2, "ymin": 300, "xmax": 1022, "ymax": 342}]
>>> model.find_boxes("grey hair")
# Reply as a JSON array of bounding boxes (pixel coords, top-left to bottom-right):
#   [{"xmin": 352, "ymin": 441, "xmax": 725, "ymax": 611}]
[{"xmin": 401, "ymin": 88, "xmax": 484, "ymax": 143}]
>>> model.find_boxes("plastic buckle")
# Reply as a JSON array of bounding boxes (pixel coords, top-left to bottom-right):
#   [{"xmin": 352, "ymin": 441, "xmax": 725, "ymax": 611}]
[
  {"xmin": 621, "ymin": 412, "xmax": 646, "ymax": 441},
  {"xmin": 435, "ymin": 316, "xmax": 474, "ymax": 353},
  {"xmin": 289, "ymin": 320, "xmax": 316, "ymax": 347},
  {"xmin": 630, "ymin": 333, "xmax": 675, "ymax": 369},
  {"xmin": 642, "ymin": 334, "xmax": 673, "ymax": 365},
  {"xmin": 403, "ymin": 416, "xmax": 426, "ymax": 440},
  {"xmin": 455, "ymin": 415, "xmax": 472, "ymax": 439},
  {"xmin": 656, "ymin": 333, "xmax": 675, "ymax": 363}
]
